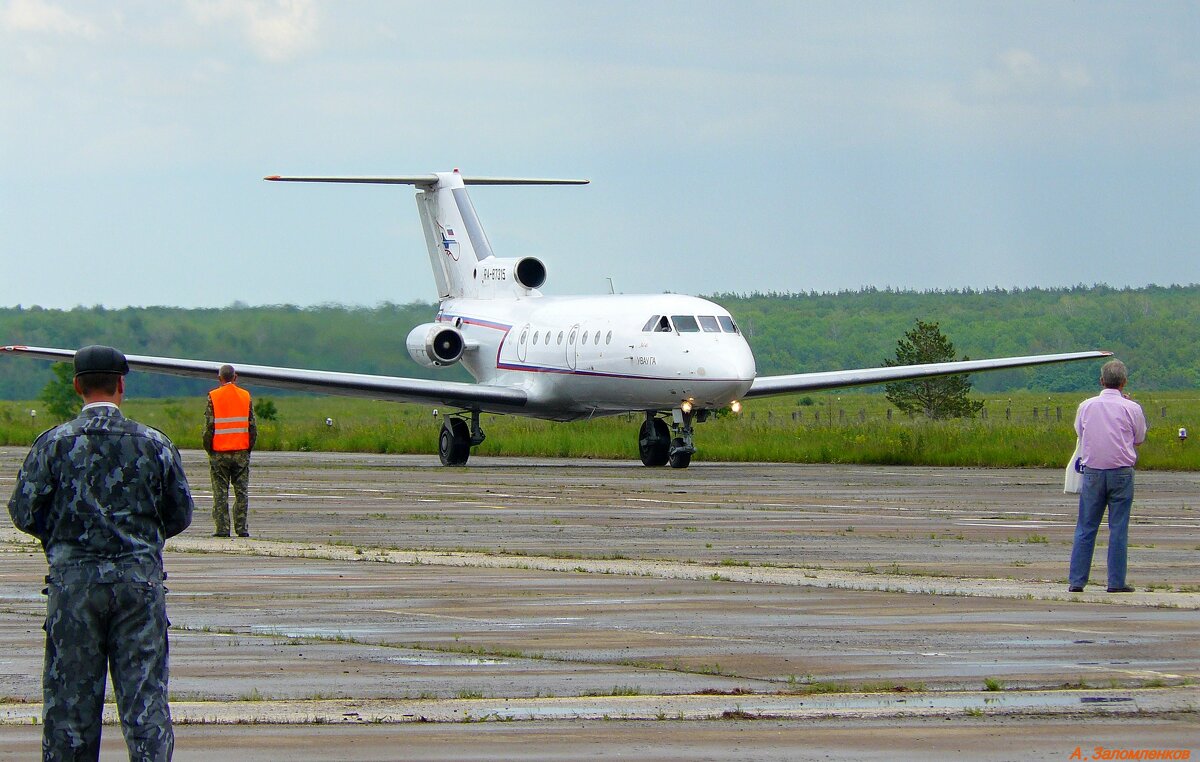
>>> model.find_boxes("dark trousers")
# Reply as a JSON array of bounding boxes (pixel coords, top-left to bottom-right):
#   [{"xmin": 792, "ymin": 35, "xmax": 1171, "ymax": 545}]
[
  {"xmin": 209, "ymin": 450, "xmax": 251, "ymax": 535},
  {"xmin": 43, "ymin": 577, "xmax": 173, "ymax": 761},
  {"xmin": 1069, "ymin": 466, "xmax": 1134, "ymax": 589}
]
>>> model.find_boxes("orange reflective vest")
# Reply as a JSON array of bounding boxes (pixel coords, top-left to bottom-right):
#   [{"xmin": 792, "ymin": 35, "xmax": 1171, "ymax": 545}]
[{"xmin": 209, "ymin": 383, "xmax": 252, "ymax": 452}]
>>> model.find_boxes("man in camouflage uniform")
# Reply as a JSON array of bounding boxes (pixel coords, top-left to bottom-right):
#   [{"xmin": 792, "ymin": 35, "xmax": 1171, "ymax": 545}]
[
  {"xmin": 203, "ymin": 364, "xmax": 256, "ymax": 537},
  {"xmin": 8, "ymin": 345, "xmax": 194, "ymax": 761}
]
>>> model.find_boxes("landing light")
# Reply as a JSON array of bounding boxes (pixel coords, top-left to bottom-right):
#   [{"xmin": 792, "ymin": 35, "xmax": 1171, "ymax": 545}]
[
  {"xmin": 730, "ymin": 400, "xmax": 742, "ymax": 414},
  {"xmin": 680, "ymin": 400, "xmax": 693, "ymax": 414}
]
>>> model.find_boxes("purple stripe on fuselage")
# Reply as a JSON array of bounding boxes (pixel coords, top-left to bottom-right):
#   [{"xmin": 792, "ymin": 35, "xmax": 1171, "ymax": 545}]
[{"xmin": 495, "ymin": 361, "xmax": 739, "ymax": 383}]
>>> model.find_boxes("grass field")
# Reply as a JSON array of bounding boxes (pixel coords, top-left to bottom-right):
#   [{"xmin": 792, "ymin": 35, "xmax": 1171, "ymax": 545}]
[{"xmin": 1, "ymin": 390, "xmax": 1197, "ymax": 470}]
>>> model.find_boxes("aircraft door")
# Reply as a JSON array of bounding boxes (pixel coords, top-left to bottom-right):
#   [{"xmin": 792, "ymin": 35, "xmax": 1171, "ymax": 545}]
[
  {"xmin": 566, "ymin": 324, "xmax": 579, "ymax": 370},
  {"xmin": 517, "ymin": 324, "xmax": 530, "ymax": 363}
]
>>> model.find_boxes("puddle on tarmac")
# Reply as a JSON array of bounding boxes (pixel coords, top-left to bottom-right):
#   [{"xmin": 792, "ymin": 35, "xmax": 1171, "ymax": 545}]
[
  {"xmin": 484, "ymin": 692, "xmax": 1141, "ymax": 720},
  {"xmin": 249, "ymin": 626, "xmax": 387, "ymax": 639},
  {"xmin": 385, "ymin": 655, "xmax": 508, "ymax": 667}
]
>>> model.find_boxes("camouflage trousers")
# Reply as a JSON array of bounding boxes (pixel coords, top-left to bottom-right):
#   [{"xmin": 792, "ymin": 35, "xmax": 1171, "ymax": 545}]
[
  {"xmin": 209, "ymin": 450, "xmax": 251, "ymax": 536},
  {"xmin": 43, "ymin": 575, "xmax": 173, "ymax": 761}
]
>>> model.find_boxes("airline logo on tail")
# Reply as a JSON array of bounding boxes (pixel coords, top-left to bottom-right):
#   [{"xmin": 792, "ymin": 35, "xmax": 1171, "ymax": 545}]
[{"xmin": 440, "ymin": 225, "xmax": 459, "ymax": 261}]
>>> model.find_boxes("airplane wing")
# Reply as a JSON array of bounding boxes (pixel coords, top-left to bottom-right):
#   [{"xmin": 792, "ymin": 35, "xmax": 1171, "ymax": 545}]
[
  {"xmin": 745, "ymin": 350, "xmax": 1111, "ymax": 398},
  {"xmin": 0, "ymin": 345, "xmax": 528, "ymax": 412}
]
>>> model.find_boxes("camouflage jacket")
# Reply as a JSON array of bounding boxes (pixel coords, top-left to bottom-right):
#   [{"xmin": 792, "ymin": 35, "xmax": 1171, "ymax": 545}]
[{"xmin": 8, "ymin": 404, "xmax": 194, "ymax": 580}]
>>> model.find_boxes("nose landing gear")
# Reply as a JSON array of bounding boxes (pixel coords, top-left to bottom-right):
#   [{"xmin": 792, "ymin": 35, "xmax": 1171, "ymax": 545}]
[
  {"xmin": 667, "ymin": 407, "xmax": 696, "ymax": 469},
  {"xmin": 638, "ymin": 407, "xmax": 700, "ymax": 468}
]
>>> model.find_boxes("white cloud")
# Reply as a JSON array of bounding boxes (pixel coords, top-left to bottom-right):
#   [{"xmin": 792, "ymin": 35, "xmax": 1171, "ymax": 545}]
[
  {"xmin": 188, "ymin": 0, "xmax": 317, "ymax": 62},
  {"xmin": 974, "ymin": 47, "xmax": 1094, "ymax": 99},
  {"xmin": 1, "ymin": 0, "xmax": 98, "ymax": 37}
]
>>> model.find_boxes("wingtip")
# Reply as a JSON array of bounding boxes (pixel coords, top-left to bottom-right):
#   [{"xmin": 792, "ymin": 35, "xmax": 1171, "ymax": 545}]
[{"xmin": 264, "ymin": 175, "xmax": 281, "ymax": 181}]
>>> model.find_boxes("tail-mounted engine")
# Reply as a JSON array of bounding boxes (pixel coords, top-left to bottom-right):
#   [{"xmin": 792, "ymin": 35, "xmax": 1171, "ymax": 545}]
[
  {"xmin": 474, "ymin": 256, "xmax": 547, "ymax": 294},
  {"xmin": 407, "ymin": 323, "xmax": 466, "ymax": 368}
]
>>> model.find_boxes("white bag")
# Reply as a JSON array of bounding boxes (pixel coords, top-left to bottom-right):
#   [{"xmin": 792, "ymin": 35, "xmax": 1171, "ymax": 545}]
[{"xmin": 1063, "ymin": 439, "xmax": 1083, "ymax": 494}]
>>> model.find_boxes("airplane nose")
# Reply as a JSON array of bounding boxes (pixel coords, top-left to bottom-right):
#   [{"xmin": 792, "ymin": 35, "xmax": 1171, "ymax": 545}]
[
  {"xmin": 727, "ymin": 338, "xmax": 757, "ymax": 381},
  {"xmin": 699, "ymin": 338, "xmax": 756, "ymax": 399}
]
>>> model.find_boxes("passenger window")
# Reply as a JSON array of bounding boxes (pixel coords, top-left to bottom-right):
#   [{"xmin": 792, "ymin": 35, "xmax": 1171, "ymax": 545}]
[
  {"xmin": 594, "ymin": 331, "xmax": 601, "ymax": 345},
  {"xmin": 546, "ymin": 331, "xmax": 552, "ymax": 345},
  {"xmin": 672, "ymin": 315, "xmax": 700, "ymax": 332},
  {"xmin": 569, "ymin": 329, "xmax": 577, "ymax": 344},
  {"xmin": 557, "ymin": 331, "xmax": 564, "ymax": 345},
  {"xmin": 642, "ymin": 315, "xmax": 661, "ymax": 332},
  {"xmin": 718, "ymin": 316, "xmax": 739, "ymax": 334},
  {"xmin": 698, "ymin": 316, "xmax": 721, "ymax": 332},
  {"xmin": 533, "ymin": 331, "xmax": 539, "ymax": 344},
  {"xmin": 605, "ymin": 331, "xmax": 612, "ymax": 344},
  {"xmin": 582, "ymin": 331, "xmax": 589, "ymax": 344},
  {"xmin": 520, "ymin": 328, "xmax": 529, "ymax": 343}
]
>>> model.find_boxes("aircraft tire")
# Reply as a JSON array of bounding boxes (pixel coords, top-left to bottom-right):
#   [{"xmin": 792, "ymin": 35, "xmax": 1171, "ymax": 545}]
[
  {"xmin": 668, "ymin": 438, "xmax": 692, "ymax": 469},
  {"xmin": 638, "ymin": 417, "xmax": 670, "ymax": 467},
  {"xmin": 439, "ymin": 418, "xmax": 471, "ymax": 466}
]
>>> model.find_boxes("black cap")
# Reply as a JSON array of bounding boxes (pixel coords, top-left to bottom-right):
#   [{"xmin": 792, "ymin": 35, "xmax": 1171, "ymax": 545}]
[{"xmin": 73, "ymin": 345, "xmax": 130, "ymax": 377}]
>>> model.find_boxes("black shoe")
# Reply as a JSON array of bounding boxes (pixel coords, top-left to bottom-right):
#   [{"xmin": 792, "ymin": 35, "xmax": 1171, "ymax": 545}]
[
  {"xmin": 1107, "ymin": 586, "xmax": 1135, "ymax": 593},
  {"xmin": 237, "ymin": 532, "xmax": 250, "ymax": 538},
  {"xmin": 212, "ymin": 532, "xmax": 230, "ymax": 537},
  {"xmin": 1068, "ymin": 586, "xmax": 1084, "ymax": 593}
]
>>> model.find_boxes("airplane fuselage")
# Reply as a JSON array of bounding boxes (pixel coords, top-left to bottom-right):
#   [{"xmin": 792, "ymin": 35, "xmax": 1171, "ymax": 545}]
[{"xmin": 438, "ymin": 292, "xmax": 757, "ymax": 421}]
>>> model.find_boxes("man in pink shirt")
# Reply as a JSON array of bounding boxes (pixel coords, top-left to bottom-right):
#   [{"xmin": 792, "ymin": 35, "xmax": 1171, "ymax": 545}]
[{"xmin": 1068, "ymin": 359, "xmax": 1148, "ymax": 593}]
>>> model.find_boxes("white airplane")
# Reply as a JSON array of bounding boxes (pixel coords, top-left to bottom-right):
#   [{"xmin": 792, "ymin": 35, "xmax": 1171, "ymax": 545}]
[{"xmin": 2, "ymin": 170, "xmax": 1109, "ymax": 468}]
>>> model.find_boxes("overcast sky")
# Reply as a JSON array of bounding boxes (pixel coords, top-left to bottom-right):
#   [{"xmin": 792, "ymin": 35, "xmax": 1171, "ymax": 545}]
[{"xmin": 2, "ymin": 1, "xmax": 1197, "ymax": 309}]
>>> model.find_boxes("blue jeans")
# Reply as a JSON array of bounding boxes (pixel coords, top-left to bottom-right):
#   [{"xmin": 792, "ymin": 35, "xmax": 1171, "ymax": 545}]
[{"xmin": 1069, "ymin": 466, "xmax": 1134, "ymax": 589}]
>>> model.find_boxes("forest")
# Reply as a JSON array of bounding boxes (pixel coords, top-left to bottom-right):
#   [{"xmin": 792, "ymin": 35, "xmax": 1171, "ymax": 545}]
[{"xmin": 1, "ymin": 283, "xmax": 1197, "ymax": 400}]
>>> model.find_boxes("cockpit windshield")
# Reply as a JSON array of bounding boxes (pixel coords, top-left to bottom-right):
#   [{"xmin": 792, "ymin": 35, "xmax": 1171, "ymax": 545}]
[
  {"xmin": 672, "ymin": 315, "xmax": 700, "ymax": 332},
  {"xmin": 643, "ymin": 313, "xmax": 740, "ymax": 334},
  {"xmin": 642, "ymin": 315, "xmax": 672, "ymax": 332}
]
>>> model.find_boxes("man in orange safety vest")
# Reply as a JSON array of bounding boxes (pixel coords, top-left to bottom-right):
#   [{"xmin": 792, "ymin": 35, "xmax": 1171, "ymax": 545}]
[{"xmin": 203, "ymin": 364, "xmax": 257, "ymax": 537}]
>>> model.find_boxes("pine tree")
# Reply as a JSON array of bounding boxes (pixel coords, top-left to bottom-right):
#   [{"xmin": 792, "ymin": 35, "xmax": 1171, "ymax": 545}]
[
  {"xmin": 39, "ymin": 363, "xmax": 79, "ymax": 422},
  {"xmin": 884, "ymin": 319, "xmax": 984, "ymax": 419}
]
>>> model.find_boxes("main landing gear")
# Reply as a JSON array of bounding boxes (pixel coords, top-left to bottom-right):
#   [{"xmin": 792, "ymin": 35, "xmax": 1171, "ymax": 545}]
[
  {"xmin": 439, "ymin": 410, "xmax": 486, "ymax": 466},
  {"xmin": 638, "ymin": 408, "xmax": 702, "ymax": 469}
]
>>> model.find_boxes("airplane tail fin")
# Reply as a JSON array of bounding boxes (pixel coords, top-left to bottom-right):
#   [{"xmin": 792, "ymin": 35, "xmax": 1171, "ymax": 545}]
[{"xmin": 266, "ymin": 172, "xmax": 588, "ymax": 300}]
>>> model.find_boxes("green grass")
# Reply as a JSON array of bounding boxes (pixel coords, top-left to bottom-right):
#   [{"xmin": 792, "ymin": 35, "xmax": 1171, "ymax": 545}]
[{"xmin": 2, "ymin": 389, "xmax": 1197, "ymax": 469}]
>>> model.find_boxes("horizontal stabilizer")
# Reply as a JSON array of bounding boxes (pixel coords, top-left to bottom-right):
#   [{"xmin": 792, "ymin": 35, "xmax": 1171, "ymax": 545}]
[{"xmin": 266, "ymin": 175, "xmax": 589, "ymax": 187}]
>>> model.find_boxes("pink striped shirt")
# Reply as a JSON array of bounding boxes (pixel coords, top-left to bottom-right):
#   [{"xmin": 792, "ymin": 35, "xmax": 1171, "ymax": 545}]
[{"xmin": 1074, "ymin": 388, "xmax": 1148, "ymax": 469}]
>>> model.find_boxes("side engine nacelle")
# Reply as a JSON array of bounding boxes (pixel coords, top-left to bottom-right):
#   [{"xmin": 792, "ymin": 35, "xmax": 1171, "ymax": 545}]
[{"xmin": 406, "ymin": 323, "xmax": 466, "ymax": 368}]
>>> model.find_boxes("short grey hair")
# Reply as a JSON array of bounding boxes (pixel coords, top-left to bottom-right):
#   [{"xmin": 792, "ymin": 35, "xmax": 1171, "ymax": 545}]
[
  {"xmin": 218, "ymin": 364, "xmax": 236, "ymax": 382},
  {"xmin": 1100, "ymin": 359, "xmax": 1128, "ymax": 389}
]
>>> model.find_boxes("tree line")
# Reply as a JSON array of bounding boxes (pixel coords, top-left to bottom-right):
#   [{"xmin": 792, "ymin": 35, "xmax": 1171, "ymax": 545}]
[{"xmin": 0, "ymin": 283, "xmax": 1196, "ymax": 400}]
